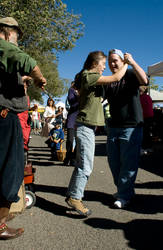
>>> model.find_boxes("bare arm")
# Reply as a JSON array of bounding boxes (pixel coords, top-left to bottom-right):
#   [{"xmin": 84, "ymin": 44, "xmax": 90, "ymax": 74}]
[
  {"xmin": 96, "ymin": 64, "xmax": 128, "ymax": 85},
  {"xmin": 31, "ymin": 112, "xmax": 35, "ymax": 121},
  {"xmin": 55, "ymin": 111, "xmax": 62, "ymax": 118},
  {"xmin": 29, "ymin": 65, "xmax": 47, "ymax": 89},
  {"xmin": 124, "ymin": 53, "xmax": 148, "ymax": 85}
]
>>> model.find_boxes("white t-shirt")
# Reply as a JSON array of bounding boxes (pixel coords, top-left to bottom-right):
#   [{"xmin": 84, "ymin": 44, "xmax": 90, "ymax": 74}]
[
  {"xmin": 32, "ymin": 111, "xmax": 39, "ymax": 120},
  {"xmin": 43, "ymin": 106, "xmax": 56, "ymax": 124}
]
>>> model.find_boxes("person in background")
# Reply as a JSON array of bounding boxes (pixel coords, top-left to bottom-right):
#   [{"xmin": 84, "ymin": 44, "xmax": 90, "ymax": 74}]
[
  {"xmin": 49, "ymin": 122, "xmax": 64, "ymax": 160},
  {"xmin": 63, "ymin": 81, "xmax": 79, "ymax": 166},
  {"xmin": 106, "ymin": 49, "xmax": 148, "ymax": 209},
  {"xmin": 65, "ymin": 51, "xmax": 128, "ymax": 217},
  {"xmin": 41, "ymin": 98, "xmax": 56, "ymax": 137},
  {"xmin": 0, "ymin": 16, "xmax": 46, "ymax": 240},
  {"xmin": 55, "ymin": 106, "xmax": 64, "ymax": 129},
  {"xmin": 31, "ymin": 104, "xmax": 41, "ymax": 134},
  {"xmin": 139, "ymin": 86, "xmax": 154, "ymax": 154},
  {"xmin": 103, "ymin": 101, "xmax": 111, "ymax": 133}
]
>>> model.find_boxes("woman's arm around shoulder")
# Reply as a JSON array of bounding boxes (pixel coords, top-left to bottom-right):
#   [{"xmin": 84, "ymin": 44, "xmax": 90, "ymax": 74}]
[{"xmin": 97, "ymin": 64, "xmax": 128, "ymax": 85}]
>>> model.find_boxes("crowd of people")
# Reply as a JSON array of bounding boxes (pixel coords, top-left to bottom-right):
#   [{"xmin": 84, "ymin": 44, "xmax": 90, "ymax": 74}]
[{"xmin": 0, "ymin": 15, "xmax": 159, "ymax": 241}]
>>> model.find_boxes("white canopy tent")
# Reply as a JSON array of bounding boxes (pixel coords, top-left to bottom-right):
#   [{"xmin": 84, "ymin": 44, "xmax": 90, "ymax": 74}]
[
  {"xmin": 149, "ymin": 89, "xmax": 163, "ymax": 103},
  {"xmin": 147, "ymin": 61, "xmax": 163, "ymax": 104},
  {"xmin": 148, "ymin": 61, "xmax": 163, "ymax": 77}
]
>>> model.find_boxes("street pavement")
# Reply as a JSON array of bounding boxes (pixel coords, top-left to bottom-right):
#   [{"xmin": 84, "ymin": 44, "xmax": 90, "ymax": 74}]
[{"xmin": 1, "ymin": 134, "xmax": 163, "ymax": 250}]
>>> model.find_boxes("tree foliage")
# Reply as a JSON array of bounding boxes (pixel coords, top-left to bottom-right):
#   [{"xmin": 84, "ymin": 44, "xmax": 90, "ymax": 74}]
[
  {"xmin": 149, "ymin": 77, "xmax": 159, "ymax": 90},
  {"xmin": 0, "ymin": 0, "xmax": 84, "ymax": 102}
]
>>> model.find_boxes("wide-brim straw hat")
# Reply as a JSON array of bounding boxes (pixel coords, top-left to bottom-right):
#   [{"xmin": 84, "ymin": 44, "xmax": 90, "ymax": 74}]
[{"xmin": 0, "ymin": 17, "xmax": 23, "ymax": 38}]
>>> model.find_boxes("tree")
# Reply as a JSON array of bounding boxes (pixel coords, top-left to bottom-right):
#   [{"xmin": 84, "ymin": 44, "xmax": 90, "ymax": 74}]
[
  {"xmin": 149, "ymin": 77, "xmax": 159, "ymax": 90},
  {"xmin": 27, "ymin": 52, "xmax": 71, "ymax": 103},
  {"xmin": 0, "ymin": 0, "xmax": 84, "ymax": 101}
]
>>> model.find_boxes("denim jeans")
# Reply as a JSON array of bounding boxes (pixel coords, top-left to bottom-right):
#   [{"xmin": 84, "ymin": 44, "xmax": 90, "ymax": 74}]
[
  {"xmin": 67, "ymin": 123, "xmax": 95, "ymax": 199},
  {"xmin": 0, "ymin": 112, "xmax": 24, "ymax": 202},
  {"xmin": 107, "ymin": 127, "xmax": 143, "ymax": 201},
  {"xmin": 33, "ymin": 119, "xmax": 40, "ymax": 129},
  {"xmin": 64, "ymin": 128, "xmax": 76, "ymax": 164}
]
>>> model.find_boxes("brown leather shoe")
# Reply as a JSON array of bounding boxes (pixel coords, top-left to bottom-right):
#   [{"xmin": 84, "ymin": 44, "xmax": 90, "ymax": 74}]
[{"xmin": 0, "ymin": 223, "xmax": 24, "ymax": 240}]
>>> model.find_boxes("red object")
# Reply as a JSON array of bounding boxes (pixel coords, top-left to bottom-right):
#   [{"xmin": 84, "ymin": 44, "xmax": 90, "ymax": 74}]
[
  {"xmin": 24, "ymin": 162, "xmax": 33, "ymax": 176},
  {"xmin": 24, "ymin": 162, "xmax": 35, "ymax": 184},
  {"xmin": 0, "ymin": 223, "xmax": 7, "ymax": 231},
  {"xmin": 140, "ymin": 93, "xmax": 154, "ymax": 118},
  {"xmin": 17, "ymin": 96, "xmax": 31, "ymax": 150},
  {"xmin": 24, "ymin": 175, "xmax": 34, "ymax": 185}
]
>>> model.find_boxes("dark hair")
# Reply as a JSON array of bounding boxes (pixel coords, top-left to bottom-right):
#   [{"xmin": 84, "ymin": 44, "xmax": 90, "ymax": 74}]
[
  {"xmin": 74, "ymin": 51, "xmax": 106, "ymax": 89},
  {"xmin": 33, "ymin": 104, "xmax": 38, "ymax": 110},
  {"xmin": 83, "ymin": 51, "xmax": 106, "ymax": 70},
  {"xmin": 47, "ymin": 98, "xmax": 55, "ymax": 108},
  {"xmin": 0, "ymin": 25, "xmax": 18, "ymax": 40}
]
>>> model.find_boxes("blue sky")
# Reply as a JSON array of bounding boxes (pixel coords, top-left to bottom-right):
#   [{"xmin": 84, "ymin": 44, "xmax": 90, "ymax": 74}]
[{"xmin": 57, "ymin": 0, "xmax": 163, "ymax": 102}]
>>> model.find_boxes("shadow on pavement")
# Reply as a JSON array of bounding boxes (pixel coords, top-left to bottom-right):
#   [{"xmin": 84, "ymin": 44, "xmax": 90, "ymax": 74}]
[
  {"xmin": 34, "ymin": 184, "xmax": 163, "ymax": 215},
  {"xmin": 35, "ymin": 184, "xmax": 67, "ymax": 196},
  {"xmin": 35, "ymin": 196, "xmax": 89, "ymax": 219},
  {"xmin": 30, "ymin": 148, "xmax": 50, "ymax": 152},
  {"xmin": 84, "ymin": 218, "xmax": 163, "ymax": 250},
  {"xmin": 122, "ymin": 194, "xmax": 163, "ymax": 214},
  {"xmin": 95, "ymin": 142, "xmax": 107, "ymax": 156},
  {"xmin": 135, "ymin": 181, "xmax": 163, "ymax": 189},
  {"xmin": 28, "ymin": 152, "xmax": 50, "ymax": 157},
  {"xmin": 140, "ymin": 142, "xmax": 163, "ymax": 178},
  {"xmin": 31, "ymin": 161, "xmax": 64, "ymax": 167},
  {"xmin": 29, "ymin": 146, "xmax": 48, "ymax": 149}
]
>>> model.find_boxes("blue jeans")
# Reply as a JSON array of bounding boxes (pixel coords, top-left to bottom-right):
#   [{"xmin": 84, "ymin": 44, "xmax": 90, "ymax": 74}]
[
  {"xmin": 107, "ymin": 127, "xmax": 143, "ymax": 201},
  {"xmin": 0, "ymin": 112, "xmax": 24, "ymax": 202},
  {"xmin": 67, "ymin": 123, "xmax": 95, "ymax": 199},
  {"xmin": 33, "ymin": 119, "xmax": 40, "ymax": 129}
]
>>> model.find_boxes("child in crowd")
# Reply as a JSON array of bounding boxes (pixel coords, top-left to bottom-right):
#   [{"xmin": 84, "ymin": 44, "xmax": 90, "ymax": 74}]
[
  {"xmin": 49, "ymin": 122, "xmax": 64, "ymax": 160},
  {"xmin": 55, "ymin": 106, "xmax": 64, "ymax": 128},
  {"xmin": 31, "ymin": 104, "xmax": 41, "ymax": 134}
]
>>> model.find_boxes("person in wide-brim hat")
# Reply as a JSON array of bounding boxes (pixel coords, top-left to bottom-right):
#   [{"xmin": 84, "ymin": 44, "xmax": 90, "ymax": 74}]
[{"xmin": 0, "ymin": 16, "xmax": 23, "ymax": 38}]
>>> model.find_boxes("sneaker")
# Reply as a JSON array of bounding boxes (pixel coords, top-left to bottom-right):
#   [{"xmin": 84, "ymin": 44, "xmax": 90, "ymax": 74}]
[
  {"xmin": 140, "ymin": 149, "xmax": 148, "ymax": 156},
  {"xmin": 114, "ymin": 199, "xmax": 129, "ymax": 209},
  {"xmin": 65, "ymin": 197, "xmax": 92, "ymax": 217}
]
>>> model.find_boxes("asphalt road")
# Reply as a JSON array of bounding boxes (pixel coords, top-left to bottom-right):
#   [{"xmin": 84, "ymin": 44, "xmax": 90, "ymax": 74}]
[{"xmin": 1, "ymin": 134, "xmax": 163, "ymax": 250}]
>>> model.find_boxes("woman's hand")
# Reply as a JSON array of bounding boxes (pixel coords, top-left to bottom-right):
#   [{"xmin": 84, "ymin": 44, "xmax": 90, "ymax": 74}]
[{"xmin": 124, "ymin": 53, "xmax": 135, "ymax": 66}]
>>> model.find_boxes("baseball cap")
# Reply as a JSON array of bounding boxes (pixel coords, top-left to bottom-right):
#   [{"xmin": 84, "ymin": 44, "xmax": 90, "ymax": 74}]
[
  {"xmin": 0, "ymin": 17, "xmax": 23, "ymax": 38},
  {"xmin": 109, "ymin": 49, "xmax": 124, "ymax": 60}
]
